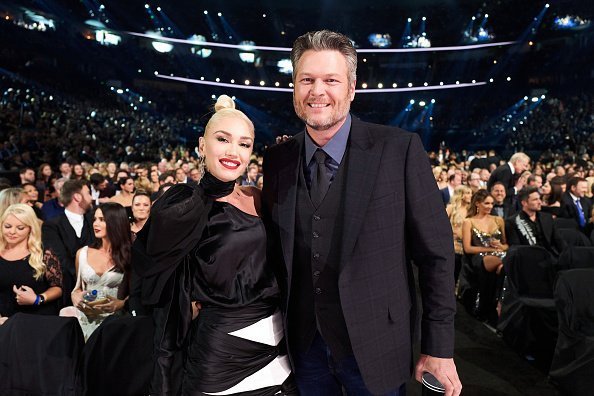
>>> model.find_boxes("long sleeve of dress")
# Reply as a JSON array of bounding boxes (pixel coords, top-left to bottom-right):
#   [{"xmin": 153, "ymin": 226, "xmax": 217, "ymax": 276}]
[{"xmin": 133, "ymin": 184, "xmax": 212, "ymax": 395}]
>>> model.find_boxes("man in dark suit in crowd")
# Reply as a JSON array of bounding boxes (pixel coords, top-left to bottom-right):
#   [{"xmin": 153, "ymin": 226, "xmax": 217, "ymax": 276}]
[
  {"xmin": 490, "ymin": 182, "xmax": 514, "ymax": 218},
  {"xmin": 487, "ymin": 152, "xmax": 530, "ymax": 204},
  {"xmin": 42, "ymin": 180, "xmax": 95, "ymax": 306},
  {"xmin": 559, "ymin": 177, "xmax": 592, "ymax": 235},
  {"xmin": 262, "ymin": 30, "xmax": 460, "ymax": 396},
  {"xmin": 506, "ymin": 187, "xmax": 566, "ymax": 257},
  {"xmin": 440, "ymin": 173, "xmax": 462, "ymax": 205}
]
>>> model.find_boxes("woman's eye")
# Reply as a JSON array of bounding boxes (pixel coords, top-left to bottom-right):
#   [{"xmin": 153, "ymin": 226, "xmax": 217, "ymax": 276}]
[
  {"xmin": 240, "ymin": 143, "xmax": 252, "ymax": 148},
  {"xmin": 216, "ymin": 137, "xmax": 228, "ymax": 142}
]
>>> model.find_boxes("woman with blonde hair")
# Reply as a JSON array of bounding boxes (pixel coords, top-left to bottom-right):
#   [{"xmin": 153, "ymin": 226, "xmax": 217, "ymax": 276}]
[
  {"xmin": 0, "ymin": 204, "xmax": 62, "ymax": 324},
  {"xmin": 137, "ymin": 94, "xmax": 295, "ymax": 395},
  {"xmin": 0, "ymin": 187, "xmax": 26, "ymax": 218},
  {"xmin": 446, "ymin": 185, "xmax": 472, "ymax": 282}
]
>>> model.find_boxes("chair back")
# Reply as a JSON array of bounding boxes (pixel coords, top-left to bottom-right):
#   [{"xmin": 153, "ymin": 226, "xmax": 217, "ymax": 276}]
[
  {"xmin": 504, "ymin": 245, "xmax": 555, "ymax": 298},
  {"xmin": 558, "ymin": 228, "xmax": 592, "ymax": 247},
  {"xmin": 557, "ymin": 246, "xmax": 594, "ymax": 272}
]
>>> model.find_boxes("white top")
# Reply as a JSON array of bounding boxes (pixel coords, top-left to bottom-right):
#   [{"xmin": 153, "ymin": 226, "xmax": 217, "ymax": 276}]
[{"xmin": 65, "ymin": 209, "xmax": 84, "ymax": 238}]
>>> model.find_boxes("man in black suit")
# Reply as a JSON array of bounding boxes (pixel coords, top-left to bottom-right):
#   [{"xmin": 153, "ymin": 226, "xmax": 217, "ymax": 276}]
[
  {"xmin": 505, "ymin": 187, "xmax": 566, "ymax": 257},
  {"xmin": 262, "ymin": 30, "xmax": 460, "ymax": 395},
  {"xmin": 559, "ymin": 177, "xmax": 592, "ymax": 235},
  {"xmin": 487, "ymin": 152, "xmax": 530, "ymax": 204},
  {"xmin": 490, "ymin": 182, "xmax": 514, "ymax": 218},
  {"xmin": 42, "ymin": 180, "xmax": 94, "ymax": 306},
  {"xmin": 440, "ymin": 173, "xmax": 461, "ymax": 205}
]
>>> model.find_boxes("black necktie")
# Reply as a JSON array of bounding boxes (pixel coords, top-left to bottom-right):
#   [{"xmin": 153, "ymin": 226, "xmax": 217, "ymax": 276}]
[{"xmin": 311, "ymin": 149, "xmax": 330, "ymax": 207}]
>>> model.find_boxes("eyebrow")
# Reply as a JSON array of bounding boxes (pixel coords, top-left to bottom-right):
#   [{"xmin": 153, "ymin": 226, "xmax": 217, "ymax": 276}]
[
  {"xmin": 213, "ymin": 130, "xmax": 254, "ymax": 141},
  {"xmin": 298, "ymin": 73, "xmax": 343, "ymax": 79}
]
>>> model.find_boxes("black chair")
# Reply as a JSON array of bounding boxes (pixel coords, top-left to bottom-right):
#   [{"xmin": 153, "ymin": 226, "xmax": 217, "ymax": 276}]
[
  {"xmin": 556, "ymin": 246, "xmax": 594, "ymax": 272},
  {"xmin": 0, "ymin": 314, "xmax": 84, "ymax": 395},
  {"xmin": 549, "ymin": 269, "xmax": 594, "ymax": 395},
  {"xmin": 558, "ymin": 228, "xmax": 592, "ymax": 247},
  {"xmin": 498, "ymin": 246, "xmax": 558, "ymax": 368},
  {"xmin": 77, "ymin": 315, "xmax": 154, "ymax": 396},
  {"xmin": 554, "ymin": 217, "xmax": 579, "ymax": 230}
]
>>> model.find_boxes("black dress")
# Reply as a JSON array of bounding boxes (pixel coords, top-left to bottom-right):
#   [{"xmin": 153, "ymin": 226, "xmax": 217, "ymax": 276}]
[
  {"xmin": 134, "ymin": 179, "xmax": 295, "ymax": 396},
  {"xmin": 0, "ymin": 250, "xmax": 62, "ymax": 317}
]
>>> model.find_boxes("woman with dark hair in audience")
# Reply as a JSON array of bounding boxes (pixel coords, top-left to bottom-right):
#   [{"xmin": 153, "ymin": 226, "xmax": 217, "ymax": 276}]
[
  {"xmin": 446, "ymin": 185, "xmax": 472, "ymax": 284},
  {"xmin": 35, "ymin": 163, "xmax": 53, "ymax": 200},
  {"xmin": 110, "ymin": 176, "xmax": 135, "ymax": 208},
  {"xmin": 21, "ymin": 182, "xmax": 44, "ymax": 220},
  {"xmin": 69, "ymin": 202, "xmax": 131, "ymax": 340},
  {"xmin": 459, "ymin": 189, "xmax": 508, "ymax": 325},
  {"xmin": 70, "ymin": 164, "xmax": 86, "ymax": 181},
  {"xmin": 541, "ymin": 182, "xmax": 563, "ymax": 217},
  {"xmin": 130, "ymin": 190, "xmax": 151, "ymax": 238},
  {"xmin": 0, "ymin": 204, "xmax": 62, "ymax": 325}
]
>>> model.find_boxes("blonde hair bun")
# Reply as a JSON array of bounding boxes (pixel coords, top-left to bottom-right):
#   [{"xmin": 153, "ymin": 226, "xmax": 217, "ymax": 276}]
[{"xmin": 214, "ymin": 95, "xmax": 236, "ymax": 112}]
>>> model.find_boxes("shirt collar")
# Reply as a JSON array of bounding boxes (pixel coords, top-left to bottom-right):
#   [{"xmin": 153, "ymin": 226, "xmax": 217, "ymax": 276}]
[
  {"xmin": 64, "ymin": 209, "xmax": 84, "ymax": 222},
  {"xmin": 507, "ymin": 161, "xmax": 515, "ymax": 175},
  {"xmin": 569, "ymin": 192, "xmax": 580, "ymax": 202},
  {"xmin": 304, "ymin": 113, "xmax": 351, "ymax": 165}
]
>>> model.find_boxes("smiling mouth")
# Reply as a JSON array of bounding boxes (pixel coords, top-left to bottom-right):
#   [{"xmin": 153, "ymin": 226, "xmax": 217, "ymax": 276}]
[
  {"xmin": 308, "ymin": 103, "xmax": 330, "ymax": 108},
  {"xmin": 220, "ymin": 159, "xmax": 240, "ymax": 169}
]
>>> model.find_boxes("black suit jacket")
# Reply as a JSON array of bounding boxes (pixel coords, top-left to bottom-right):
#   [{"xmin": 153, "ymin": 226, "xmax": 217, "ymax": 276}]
[
  {"xmin": 42, "ymin": 213, "xmax": 94, "ymax": 302},
  {"xmin": 559, "ymin": 192, "xmax": 593, "ymax": 231},
  {"xmin": 440, "ymin": 186, "xmax": 451, "ymax": 205},
  {"xmin": 505, "ymin": 211, "xmax": 566, "ymax": 256},
  {"xmin": 262, "ymin": 117, "xmax": 456, "ymax": 394},
  {"xmin": 487, "ymin": 163, "xmax": 515, "ymax": 200}
]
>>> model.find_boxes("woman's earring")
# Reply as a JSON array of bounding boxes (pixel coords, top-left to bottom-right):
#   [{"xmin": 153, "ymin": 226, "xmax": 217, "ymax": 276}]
[{"xmin": 198, "ymin": 155, "xmax": 207, "ymax": 174}]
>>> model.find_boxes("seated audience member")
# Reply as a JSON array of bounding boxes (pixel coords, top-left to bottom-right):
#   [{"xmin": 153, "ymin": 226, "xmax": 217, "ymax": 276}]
[
  {"xmin": 0, "ymin": 187, "xmax": 26, "ymax": 218},
  {"xmin": 89, "ymin": 173, "xmax": 113, "ymax": 207},
  {"xmin": 70, "ymin": 164, "xmax": 86, "ymax": 181},
  {"xmin": 0, "ymin": 204, "xmax": 63, "ymax": 324},
  {"xmin": 130, "ymin": 191, "xmax": 152, "ymax": 238},
  {"xmin": 42, "ymin": 180, "xmax": 94, "ymax": 305},
  {"xmin": 149, "ymin": 170, "xmax": 160, "ymax": 193},
  {"xmin": 59, "ymin": 162, "xmax": 72, "ymax": 179},
  {"xmin": 151, "ymin": 172, "xmax": 175, "ymax": 201},
  {"xmin": 460, "ymin": 189, "xmax": 508, "ymax": 324},
  {"xmin": 41, "ymin": 178, "xmax": 67, "ymax": 221},
  {"xmin": 446, "ymin": 185, "xmax": 472, "ymax": 282},
  {"xmin": 110, "ymin": 176, "xmax": 135, "ymax": 208},
  {"xmin": 467, "ymin": 172, "xmax": 482, "ymax": 193},
  {"xmin": 541, "ymin": 181, "xmax": 563, "ymax": 217},
  {"xmin": 505, "ymin": 187, "xmax": 566, "ymax": 257},
  {"xmin": 489, "ymin": 182, "xmax": 514, "ymax": 218},
  {"xmin": 19, "ymin": 167, "xmax": 36, "ymax": 186},
  {"xmin": 559, "ymin": 177, "xmax": 592, "ymax": 234},
  {"xmin": 21, "ymin": 182, "xmax": 44, "ymax": 219},
  {"xmin": 527, "ymin": 174, "xmax": 543, "ymax": 190},
  {"xmin": 241, "ymin": 163, "xmax": 260, "ymax": 187},
  {"xmin": 440, "ymin": 172, "xmax": 462, "ymax": 205},
  {"xmin": 35, "ymin": 163, "xmax": 54, "ymax": 199},
  {"xmin": 68, "ymin": 203, "xmax": 131, "ymax": 340},
  {"xmin": 189, "ymin": 167, "xmax": 202, "ymax": 183}
]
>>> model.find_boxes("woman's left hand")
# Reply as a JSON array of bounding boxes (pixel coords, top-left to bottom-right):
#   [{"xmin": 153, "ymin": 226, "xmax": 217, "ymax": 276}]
[
  {"xmin": 12, "ymin": 285, "xmax": 37, "ymax": 305},
  {"xmin": 93, "ymin": 295, "xmax": 125, "ymax": 314}
]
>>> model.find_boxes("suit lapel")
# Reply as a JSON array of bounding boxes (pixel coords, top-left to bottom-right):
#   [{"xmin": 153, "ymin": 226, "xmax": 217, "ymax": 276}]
[
  {"xmin": 277, "ymin": 134, "xmax": 303, "ymax": 279},
  {"xmin": 339, "ymin": 118, "xmax": 382, "ymax": 271}
]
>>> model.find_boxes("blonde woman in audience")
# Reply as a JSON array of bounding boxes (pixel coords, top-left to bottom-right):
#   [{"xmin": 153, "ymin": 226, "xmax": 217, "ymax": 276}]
[
  {"xmin": 0, "ymin": 187, "xmax": 26, "ymax": 218},
  {"xmin": 0, "ymin": 204, "xmax": 63, "ymax": 324},
  {"xmin": 446, "ymin": 185, "xmax": 472, "ymax": 282}
]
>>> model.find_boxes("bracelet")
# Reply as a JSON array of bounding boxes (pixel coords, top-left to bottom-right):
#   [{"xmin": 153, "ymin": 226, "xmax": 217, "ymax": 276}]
[{"xmin": 34, "ymin": 295, "xmax": 40, "ymax": 306}]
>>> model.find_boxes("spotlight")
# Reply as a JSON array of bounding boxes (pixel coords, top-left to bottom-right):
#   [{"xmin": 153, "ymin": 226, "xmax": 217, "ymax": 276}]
[
  {"xmin": 145, "ymin": 4, "xmax": 150, "ymax": 9},
  {"xmin": 275, "ymin": 82, "xmax": 280, "ymax": 87},
  {"xmin": 230, "ymin": 79, "xmax": 235, "ymax": 83},
  {"xmin": 493, "ymin": 60, "xmax": 497, "ymax": 64},
  {"xmin": 541, "ymin": 94, "xmax": 546, "ymax": 99},
  {"xmin": 408, "ymin": 83, "xmax": 413, "ymax": 87},
  {"xmin": 409, "ymin": 99, "xmax": 415, "ymax": 104},
  {"xmin": 431, "ymin": 99, "xmax": 435, "ymax": 103},
  {"xmin": 363, "ymin": 58, "xmax": 367, "ymax": 62},
  {"xmin": 260, "ymin": 81, "xmax": 265, "ymax": 86},
  {"xmin": 529, "ymin": 41, "xmax": 534, "ymax": 46},
  {"xmin": 439, "ymin": 82, "xmax": 443, "ymax": 86},
  {"xmin": 377, "ymin": 83, "xmax": 383, "ymax": 88},
  {"xmin": 531, "ymin": 97, "xmax": 539, "ymax": 102},
  {"xmin": 455, "ymin": 81, "xmax": 459, "ymax": 84},
  {"xmin": 211, "ymin": 94, "xmax": 216, "ymax": 99},
  {"xmin": 472, "ymin": 16, "xmax": 476, "ymax": 21},
  {"xmin": 361, "ymin": 83, "xmax": 368, "ymax": 89},
  {"xmin": 244, "ymin": 79, "xmax": 250, "ymax": 85},
  {"xmin": 524, "ymin": 96, "xmax": 529, "ymax": 100},
  {"xmin": 203, "ymin": 10, "xmax": 208, "ymax": 15},
  {"xmin": 507, "ymin": 77, "xmax": 512, "ymax": 81},
  {"xmin": 489, "ymin": 78, "xmax": 494, "ymax": 82},
  {"xmin": 154, "ymin": 71, "xmax": 158, "ymax": 75},
  {"xmin": 472, "ymin": 79, "xmax": 476, "ymax": 83},
  {"xmin": 407, "ymin": 18, "xmax": 412, "ymax": 22},
  {"xmin": 156, "ymin": 6, "xmax": 161, "ymax": 11},
  {"xmin": 485, "ymin": 14, "xmax": 489, "ymax": 18},
  {"xmin": 545, "ymin": 4, "xmax": 550, "ymax": 8},
  {"xmin": 289, "ymin": 82, "xmax": 294, "ymax": 88},
  {"xmin": 215, "ymin": 78, "xmax": 220, "ymax": 82},
  {"xmin": 422, "ymin": 17, "xmax": 426, "ymax": 21},
  {"xmin": 232, "ymin": 96, "xmax": 236, "ymax": 100},
  {"xmin": 423, "ymin": 82, "xmax": 428, "ymax": 86},
  {"xmin": 419, "ymin": 101, "xmax": 426, "ymax": 107},
  {"xmin": 116, "ymin": 89, "xmax": 123, "ymax": 94},
  {"xmin": 200, "ymin": 76, "xmax": 204, "ymax": 80},
  {"xmin": 217, "ymin": 12, "xmax": 222, "ymax": 16},
  {"xmin": 262, "ymin": 13, "xmax": 266, "ymax": 18},
  {"xmin": 392, "ymin": 83, "xmax": 398, "ymax": 88},
  {"xmin": 138, "ymin": 69, "xmax": 142, "ymax": 73}
]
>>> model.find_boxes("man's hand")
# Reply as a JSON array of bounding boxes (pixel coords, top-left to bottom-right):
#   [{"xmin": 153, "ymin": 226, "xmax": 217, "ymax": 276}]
[{"xmin": 415, "ymin": 354, "xmax": 462, "ymax": 396}]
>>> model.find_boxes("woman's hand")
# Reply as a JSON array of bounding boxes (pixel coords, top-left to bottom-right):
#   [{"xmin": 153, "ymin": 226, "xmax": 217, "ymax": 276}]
[
  {"xmin": 191, "ymin": 301, "xmax": 202, "ymax": 320},
  {"xmin": 93, "ymin": 295, "xmax": 125, "ymax": 314},
  {"xmin": 489, "ymin": 239, "xmax": 503, "ymax": 249},
  {"xmin": 12, "ymin": 285, "xmax": 37, "ymax": 305},
  {"xmin": 71, "ymin": 289, "xmax": 85, "ymax": 309}
]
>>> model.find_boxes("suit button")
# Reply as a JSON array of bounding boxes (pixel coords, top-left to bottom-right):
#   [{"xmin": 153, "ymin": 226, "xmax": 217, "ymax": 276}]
[
  {"xmin": 313, "ymin": 215, "xmax": 321, "ymax": 221},
  {"xmin": 313, "ymin": 271, "xmax": 320, "ymax": 277},
  {"xmin": 313, "ymin": 252, "xmax": 320, "ymax": 259},
  {"xmin": 315, "ymin": 288, "xmax": 322, "ymax": 294},
  {"xmin": 313, "ymin": 232, "xmax": 319, "ymax": 238}
]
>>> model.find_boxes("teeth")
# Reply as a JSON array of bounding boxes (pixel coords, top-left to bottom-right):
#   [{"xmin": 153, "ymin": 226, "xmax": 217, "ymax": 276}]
[
  {"xmin": 309, "ymin": 103, "xmax": 328, "ymax": 108},
  {"xmin": 221, "ymin": 161, "xmax": 238, "ymax": 167}
]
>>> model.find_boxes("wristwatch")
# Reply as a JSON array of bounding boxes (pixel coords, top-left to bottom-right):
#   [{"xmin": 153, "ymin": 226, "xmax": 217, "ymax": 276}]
[{"xmin": 38, "ymin": 294, "xmax": 46, "ymax": 304}]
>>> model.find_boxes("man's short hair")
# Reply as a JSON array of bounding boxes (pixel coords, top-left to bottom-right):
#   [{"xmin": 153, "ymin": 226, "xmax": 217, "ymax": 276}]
[
  {"xmin": 60, "ymin": 180, "xmax": 88, "ymax": 206},
  {"xmin": 567, "ymin": 176, "xmax": 586, "ymax": 190},
  {"xmin": 158, "ymin": 171, "xmax": 175, "ymax": 183},
  {"xmin": 291, "ymin": 30, "xmax": 357, "ymax": 85},
  {"xmin": 527, "ymin": 174, "xmax": 541, "ymax": 184},
  {"xmin": 518, "ymin": 186, "xmax": 539, "ymax": 203},
  {"xmin": 448, "ymin": 173, "xmax": 458, "ymax": 183},
  {"xmin": 510, "ymin": 152, "xmax": 530, "ymax": 164},
  {"xmin": 19, "ymin": 167, "xmax": 34, "ymax": 175},
  {"xmin": 89, "ymin": 173, "xmax": 105, "ymax": 187}
]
